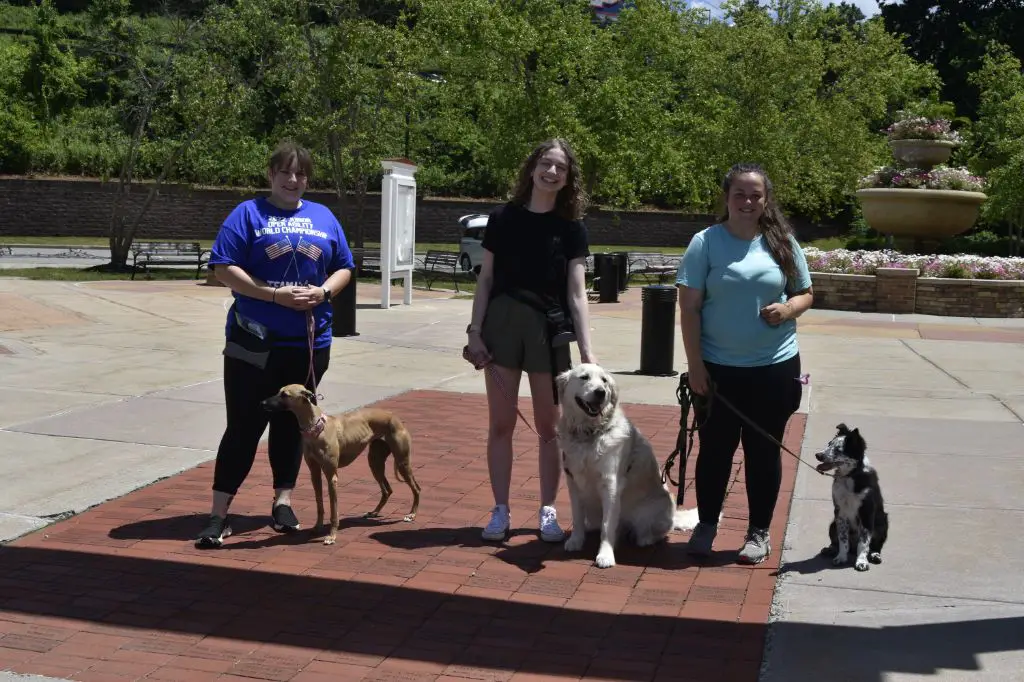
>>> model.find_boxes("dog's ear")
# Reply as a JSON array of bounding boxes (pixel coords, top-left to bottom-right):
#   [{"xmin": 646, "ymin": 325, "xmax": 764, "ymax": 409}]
[
  {"xmin": 555, "ymin": 369, "xmax": 571, "ymax": 395},
  {"xmin": 301, "ymin": 389, "xmax": 315, "ymax": 403},
  {"xmin": 836, "ymin": 423, "xmax": 849, "ymax": 434}
]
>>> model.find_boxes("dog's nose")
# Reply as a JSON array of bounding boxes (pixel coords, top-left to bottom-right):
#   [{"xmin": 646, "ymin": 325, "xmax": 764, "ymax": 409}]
[
  {"xmin": 814, "ymin": 452, "xmax": 825, "ymax": 461},
  {"xmin": 593, "ymin": 387, "xmax": 606, "ymax": 401}
]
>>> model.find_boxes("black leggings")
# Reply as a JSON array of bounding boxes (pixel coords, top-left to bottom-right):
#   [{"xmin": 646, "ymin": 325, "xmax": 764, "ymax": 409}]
[
  {"xmin": 694, "ymin": 353, "xmax": 802, "ymax": 530},
  {"xmin": 212, "ymin": 346, "xmax": 330, "ymax": 496}
]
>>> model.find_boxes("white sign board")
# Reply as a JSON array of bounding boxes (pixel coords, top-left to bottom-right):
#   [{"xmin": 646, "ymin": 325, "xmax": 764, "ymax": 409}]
[{"xmin": 380, "ymin": 159, "xmax": 418, "ymax": 309}]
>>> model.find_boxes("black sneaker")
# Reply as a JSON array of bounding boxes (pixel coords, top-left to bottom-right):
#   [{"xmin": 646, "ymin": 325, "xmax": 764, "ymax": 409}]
[
  {"xmin": 194, "ymin": 514, "xmax": 232, "ymax": 549},
  {"xmin": 271, "ymin": 503, "xmax": 301, "ymax": 533}
]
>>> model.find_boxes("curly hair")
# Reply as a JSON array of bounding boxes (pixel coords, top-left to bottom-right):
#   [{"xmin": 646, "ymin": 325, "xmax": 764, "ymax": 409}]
[
  {"xmin": 509, "ymin": 138, "xmax": 588, "ymax": 221},
  {"xmin": 718, "ymin": 163, "xmax": 799, "ymax": 283}
]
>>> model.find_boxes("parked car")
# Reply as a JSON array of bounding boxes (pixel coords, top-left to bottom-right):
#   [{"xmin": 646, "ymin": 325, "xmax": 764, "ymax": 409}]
[{"xmin": 458, "ymin": 213, "xmax": 489, "ymax": 273}]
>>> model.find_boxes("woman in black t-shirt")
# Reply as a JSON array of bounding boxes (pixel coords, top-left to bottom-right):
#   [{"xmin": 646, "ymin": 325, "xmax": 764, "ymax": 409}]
[{"xmin": 464, "ymin": 138, "xmax": 596, "ymax": 543}]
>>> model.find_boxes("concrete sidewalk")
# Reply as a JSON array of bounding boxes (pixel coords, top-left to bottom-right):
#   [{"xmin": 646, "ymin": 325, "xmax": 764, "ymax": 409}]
[{"xmin": 1, "ymin": 277, "xmax": 1023, "ymax": 681}]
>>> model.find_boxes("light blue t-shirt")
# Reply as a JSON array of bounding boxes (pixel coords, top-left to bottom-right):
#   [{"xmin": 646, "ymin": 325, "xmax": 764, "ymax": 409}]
[
  {"xmin": 210, "ymin": 197, "xmax": 354, "ymax": 349},
  {"xmin": 676, "ymin": 224, "xmax": 812, "ymax": 368}
]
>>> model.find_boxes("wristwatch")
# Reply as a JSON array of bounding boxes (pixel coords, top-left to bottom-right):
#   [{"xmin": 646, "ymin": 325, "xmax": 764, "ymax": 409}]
[
  {"xmin": 466, "ymin": 323, "xmax": 481, "ymax": 335},
  {"xmin": 322, "ymin": 286, "xmax": 332, "ymax": 302}
]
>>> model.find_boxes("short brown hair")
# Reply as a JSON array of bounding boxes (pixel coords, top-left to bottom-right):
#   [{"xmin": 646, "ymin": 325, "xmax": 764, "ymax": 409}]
[{"xmin": 269, "ymin": 141, "xmax": 314, "ymax": 178}]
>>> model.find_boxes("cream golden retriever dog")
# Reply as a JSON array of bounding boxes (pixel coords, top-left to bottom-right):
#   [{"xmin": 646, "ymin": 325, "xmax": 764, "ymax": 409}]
[{"xmin": 556, "ymin": 363, "xmax": 700, "ymax": 568}]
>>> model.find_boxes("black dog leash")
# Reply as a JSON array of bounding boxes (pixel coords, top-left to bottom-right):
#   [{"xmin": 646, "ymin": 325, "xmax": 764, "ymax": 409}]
[{"xmin": 662, "ymin": 372, "xmax": 828, "ymax": 507}]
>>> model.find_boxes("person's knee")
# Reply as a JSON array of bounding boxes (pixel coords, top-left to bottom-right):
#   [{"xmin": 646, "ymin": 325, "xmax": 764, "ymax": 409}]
[
  {"xmin": 531, "ymin": 405, "xmax": 558, "ymax": 441},
  {"xmin": 488, "ymin": 409, "xmax": 517, "ymax": 440}
]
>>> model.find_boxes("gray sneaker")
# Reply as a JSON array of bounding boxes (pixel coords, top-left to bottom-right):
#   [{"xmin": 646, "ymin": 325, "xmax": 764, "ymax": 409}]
[
  {"xmin": 738, "ymin": 527, "xmax": 771, "ymax": 565},
  {"xmin": 687, "ymin": 521, "xmax": 718, "ymax": 557}
]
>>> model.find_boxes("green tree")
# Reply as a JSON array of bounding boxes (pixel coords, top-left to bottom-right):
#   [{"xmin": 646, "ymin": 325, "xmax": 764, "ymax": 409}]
[
  {"xmin": 290, "ymin": 0, "xmax": 423, "ymax": 247},
  {"xmin": 880, "ymin": 0, "xmax": 1024, "ymax": 120},
  {"xmin": 969, "ymin": 40, "xmax": 1024, "ymax": 255}
]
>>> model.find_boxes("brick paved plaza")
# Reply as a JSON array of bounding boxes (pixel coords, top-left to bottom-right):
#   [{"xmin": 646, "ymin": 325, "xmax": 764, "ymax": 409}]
[{"xmin": 0, "ymin": 388, "xmax": 804, "ymax": 682}]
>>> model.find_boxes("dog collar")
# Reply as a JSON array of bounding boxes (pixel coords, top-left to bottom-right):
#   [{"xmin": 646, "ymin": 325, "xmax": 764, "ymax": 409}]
[{"xmin": 302, "ymin": 415, "xmax": 326, "ymax": 437}]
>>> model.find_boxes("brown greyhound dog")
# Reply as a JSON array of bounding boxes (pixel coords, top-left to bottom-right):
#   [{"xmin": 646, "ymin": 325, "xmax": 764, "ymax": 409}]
[{"xmin": 261, "ymin": 384, "xmax": 421, "ymax": 545}]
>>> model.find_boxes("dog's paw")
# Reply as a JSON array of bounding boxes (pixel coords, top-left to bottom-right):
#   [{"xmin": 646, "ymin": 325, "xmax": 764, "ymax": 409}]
[
  {"xmin": 868, "ymin": 552, "xmax": 882, "ymax": 564},
  {"xmin": 595, "ymin": 549, "xmax": 616, "ymax": 569},
  {"xmin": 564, "ymin": 533, "xmax": 585, "ymax": 553},
  {"xmin": 634, "ymin": 533, "xmax": 660, "ymax": 548},
  {"xmin": 322, "ymin": 535, "xmax": 337, "ymax": 546},
  {"xmin": 855, "ymin": 559, "xmax": 870, "ymax": 571},
  {"xmin": 403, "ymin": 513, "xmax": 416, "ymax": 523},
  {"xmin": 832, "ymin": 554, "xmax": 848, "ymax": 566},
  {"xmin": 363, "ymin": 511, "xmax": 382, "ymax": 519},
  {"xmin": 819, "ymin": 544, "xmax": 838, "ymax": 558}
]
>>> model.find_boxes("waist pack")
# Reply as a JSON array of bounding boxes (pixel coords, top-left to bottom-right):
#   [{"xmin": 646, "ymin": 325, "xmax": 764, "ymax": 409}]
[
  {"xmin": 223, "ymin": 306, "xmax": 329, "ymax": 370},
  {"xmin": 505, "ymin": 288, "xmax": 576, "ymax": 348}
]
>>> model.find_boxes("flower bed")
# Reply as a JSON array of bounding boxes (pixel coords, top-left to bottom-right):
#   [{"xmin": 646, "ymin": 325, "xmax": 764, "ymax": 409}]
[
  {"xmin": 804, "ymin": 247, "xmax": 1024, "ymax": 317},
  {"xmin": 885, "ymin": 114, "xmax": 962, "ymax": 143},
  {"xmin": 857, "ymin": 166, "xmax": 986, "ymax": 192},
  {"xmin": 804, "ymin": 247, "xmax": 1024, "ymax": 280}
]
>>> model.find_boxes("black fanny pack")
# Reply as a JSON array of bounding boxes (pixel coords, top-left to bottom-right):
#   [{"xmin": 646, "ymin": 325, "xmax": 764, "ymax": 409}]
[
  {"xmin": 505, "ymin": 288, "xmax": 576, "ymax": 348},
  {"xmin": 223, "ymin": 305, "xmax": 329, "ymax": 370}
]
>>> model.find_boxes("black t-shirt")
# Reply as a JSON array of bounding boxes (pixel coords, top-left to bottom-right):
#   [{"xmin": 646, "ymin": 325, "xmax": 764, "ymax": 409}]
[{"xmin": 482, "ymin": 202, "xmax": 590, "ymax": 305}]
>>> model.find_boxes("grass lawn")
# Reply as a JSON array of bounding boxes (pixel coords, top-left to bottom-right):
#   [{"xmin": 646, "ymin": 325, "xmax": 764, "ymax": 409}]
[
  {"xmin": 0, "ymin": 235, "xmax": 845, "ymax": 285},
  {"xmin": 0, "ymin": 235, "xmax": 842, "ymax": 252},
  {"xmin": 0, "ymin": 236, "xmax": 689, "ymax": 254}
]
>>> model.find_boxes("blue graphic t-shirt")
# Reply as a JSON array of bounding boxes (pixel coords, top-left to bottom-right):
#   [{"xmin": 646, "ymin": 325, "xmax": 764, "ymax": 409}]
[{"xmin": 209, "ymin": 197, "xmax": 354, "ymax": 349}]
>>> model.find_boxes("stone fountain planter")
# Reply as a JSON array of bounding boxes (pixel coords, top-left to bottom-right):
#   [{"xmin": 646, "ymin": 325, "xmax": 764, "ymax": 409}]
[
  {"xmin": 857, "ymin": 115, "xmax": 986, "ymax": 239},
  {"xmin": 889, "ymin": 139, "xmax": 956, "ymax": 167},
  {"xmin": 855, "ymin": 187, "xmax": 988, "ymax": 238}
]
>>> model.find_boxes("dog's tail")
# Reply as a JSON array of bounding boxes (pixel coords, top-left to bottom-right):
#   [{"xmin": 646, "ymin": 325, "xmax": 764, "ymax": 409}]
[{"xmin": 393, "ymin": 457, "xmax": 410, "ymax": 484}]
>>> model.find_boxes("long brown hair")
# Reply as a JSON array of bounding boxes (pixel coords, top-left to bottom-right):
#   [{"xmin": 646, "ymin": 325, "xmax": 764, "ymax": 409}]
[
  {"xmin": 718, "ymin": 163, "xmax": 798, "ymax": 282},
  {"xmin": 510, "ymin": 138, "xmax": 588, "ymax": 221}
]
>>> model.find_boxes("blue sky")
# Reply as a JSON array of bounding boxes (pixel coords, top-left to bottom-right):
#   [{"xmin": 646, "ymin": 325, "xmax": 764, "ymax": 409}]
[{"xmin": 590, "ymin": 0, "xmax": 883, "ymax": 21}]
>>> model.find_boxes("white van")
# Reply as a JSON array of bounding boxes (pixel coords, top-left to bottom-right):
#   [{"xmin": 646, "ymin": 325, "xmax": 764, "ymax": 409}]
[{"xmin": 458, "ymin": 213, "xmax": 489, "ymax": 273}]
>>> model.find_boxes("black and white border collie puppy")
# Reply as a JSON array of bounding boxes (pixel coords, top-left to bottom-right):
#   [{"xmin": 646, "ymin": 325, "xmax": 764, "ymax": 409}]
[{"xmin": 814, "ymin": 423, "xmax": 889, "ymax": 571}]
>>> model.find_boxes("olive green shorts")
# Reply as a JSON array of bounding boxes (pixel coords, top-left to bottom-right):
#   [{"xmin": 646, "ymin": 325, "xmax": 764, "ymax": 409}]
[{"xmin": 482, "ymin": 294, "xmax": 571, "ymax": 375}]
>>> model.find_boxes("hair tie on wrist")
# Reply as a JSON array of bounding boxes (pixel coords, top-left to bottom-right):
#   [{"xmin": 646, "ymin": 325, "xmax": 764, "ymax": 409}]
[{"xmin": 272, "ymin": 287, "xmax": 278, "ymax": 303}]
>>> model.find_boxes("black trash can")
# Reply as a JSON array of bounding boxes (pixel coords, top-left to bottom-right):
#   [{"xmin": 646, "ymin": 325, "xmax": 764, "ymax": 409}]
[
  {"xmin": 611, "ymin": 251, "xmax": 629, "ymax": 292},
  {"xmin": 331, "ymin": 273, "xmax": 359, "ymax": 337},
  {"xmin": 593, "ymin": 253, "xmax": 619, "ymax": 303},
  {"xmin": 638, "ymin": 284, "xmax": 678, "ymax": 376}
]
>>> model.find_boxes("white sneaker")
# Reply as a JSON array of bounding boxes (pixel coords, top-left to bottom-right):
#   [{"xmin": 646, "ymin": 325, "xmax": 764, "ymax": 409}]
[
  {"xmin": 481, "ymin": 504, "xmax": 510, "ymax": 541},
  {"xmin": 539, "ymin": 505, "xmax": 565, "ymax": 542}
]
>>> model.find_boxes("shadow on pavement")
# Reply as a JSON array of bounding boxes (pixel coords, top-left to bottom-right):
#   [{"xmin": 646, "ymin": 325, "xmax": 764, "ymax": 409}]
[
  {"xmin": 368, "ymin": 525, "xmax": 743, "ymax": 574},
  {"xmin": 0, "ymin": 546, "xmax": 1019, "ymax": 682}
]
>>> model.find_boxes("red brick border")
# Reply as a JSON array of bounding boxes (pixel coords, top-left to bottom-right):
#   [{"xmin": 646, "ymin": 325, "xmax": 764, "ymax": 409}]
[{"xmin": 0, "ymin": 390, "xmax": 805, "ymax": 682}]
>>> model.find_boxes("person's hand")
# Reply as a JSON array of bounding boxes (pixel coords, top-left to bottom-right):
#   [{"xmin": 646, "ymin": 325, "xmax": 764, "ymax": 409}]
[
  {"xmin": 274, "ymin": 286, "xmax": 318, "ymax": 311},
  {"xmin": 464, "ymin": 333, "xmax": 492, "ymax": 370},
  {"xmin": 686, "ymin": 361, "xmax": 710, "ymax": 396},
  {"xmin": 760, "ymin": 302, "xmax": 792, "ymax": 326},
  {"xmin": 581, "ymin": 350, "xmax": 598, "ymax": 365}
]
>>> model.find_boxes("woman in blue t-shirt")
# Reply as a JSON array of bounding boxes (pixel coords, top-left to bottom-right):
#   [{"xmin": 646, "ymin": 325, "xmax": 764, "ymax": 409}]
[
  {"xmin": 676, "ymin": 162, "xmax": 813, "ymax": 565},
  {"xmin": 195, "ymin": 141, "xmax": 355, "ymax": 549}
]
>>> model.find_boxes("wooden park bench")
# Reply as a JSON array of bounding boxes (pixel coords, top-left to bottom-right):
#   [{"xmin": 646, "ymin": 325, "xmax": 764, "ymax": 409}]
[
  {"xmin": 417, "ymin": 250, "xmax": 475, "ymax": 292},
  {"xmin": 130, "ymin": 241, "xmax": 210, "ymax": 280},
  {"xmin": 352, "ymin": 247, "xmax": 382, "ymax": 276},
  {"xmin": 627, "ymin": 251, "xmax": 681, "ymax": 284}
]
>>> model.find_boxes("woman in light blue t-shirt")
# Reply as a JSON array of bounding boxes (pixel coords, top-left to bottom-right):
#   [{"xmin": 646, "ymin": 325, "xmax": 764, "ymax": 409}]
[{"xmin": 676, "ymin": 163, "xmax": 813, "ymax": 565}]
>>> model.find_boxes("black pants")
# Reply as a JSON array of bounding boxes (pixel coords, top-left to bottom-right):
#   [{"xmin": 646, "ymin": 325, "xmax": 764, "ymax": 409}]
[
  {"xmin": 212, "ymin": 345, "xmax": 331, "ymax": 496},
  {"xmin": 694, "ymin": 353, "xmax": 802, "ymax": 530}
]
